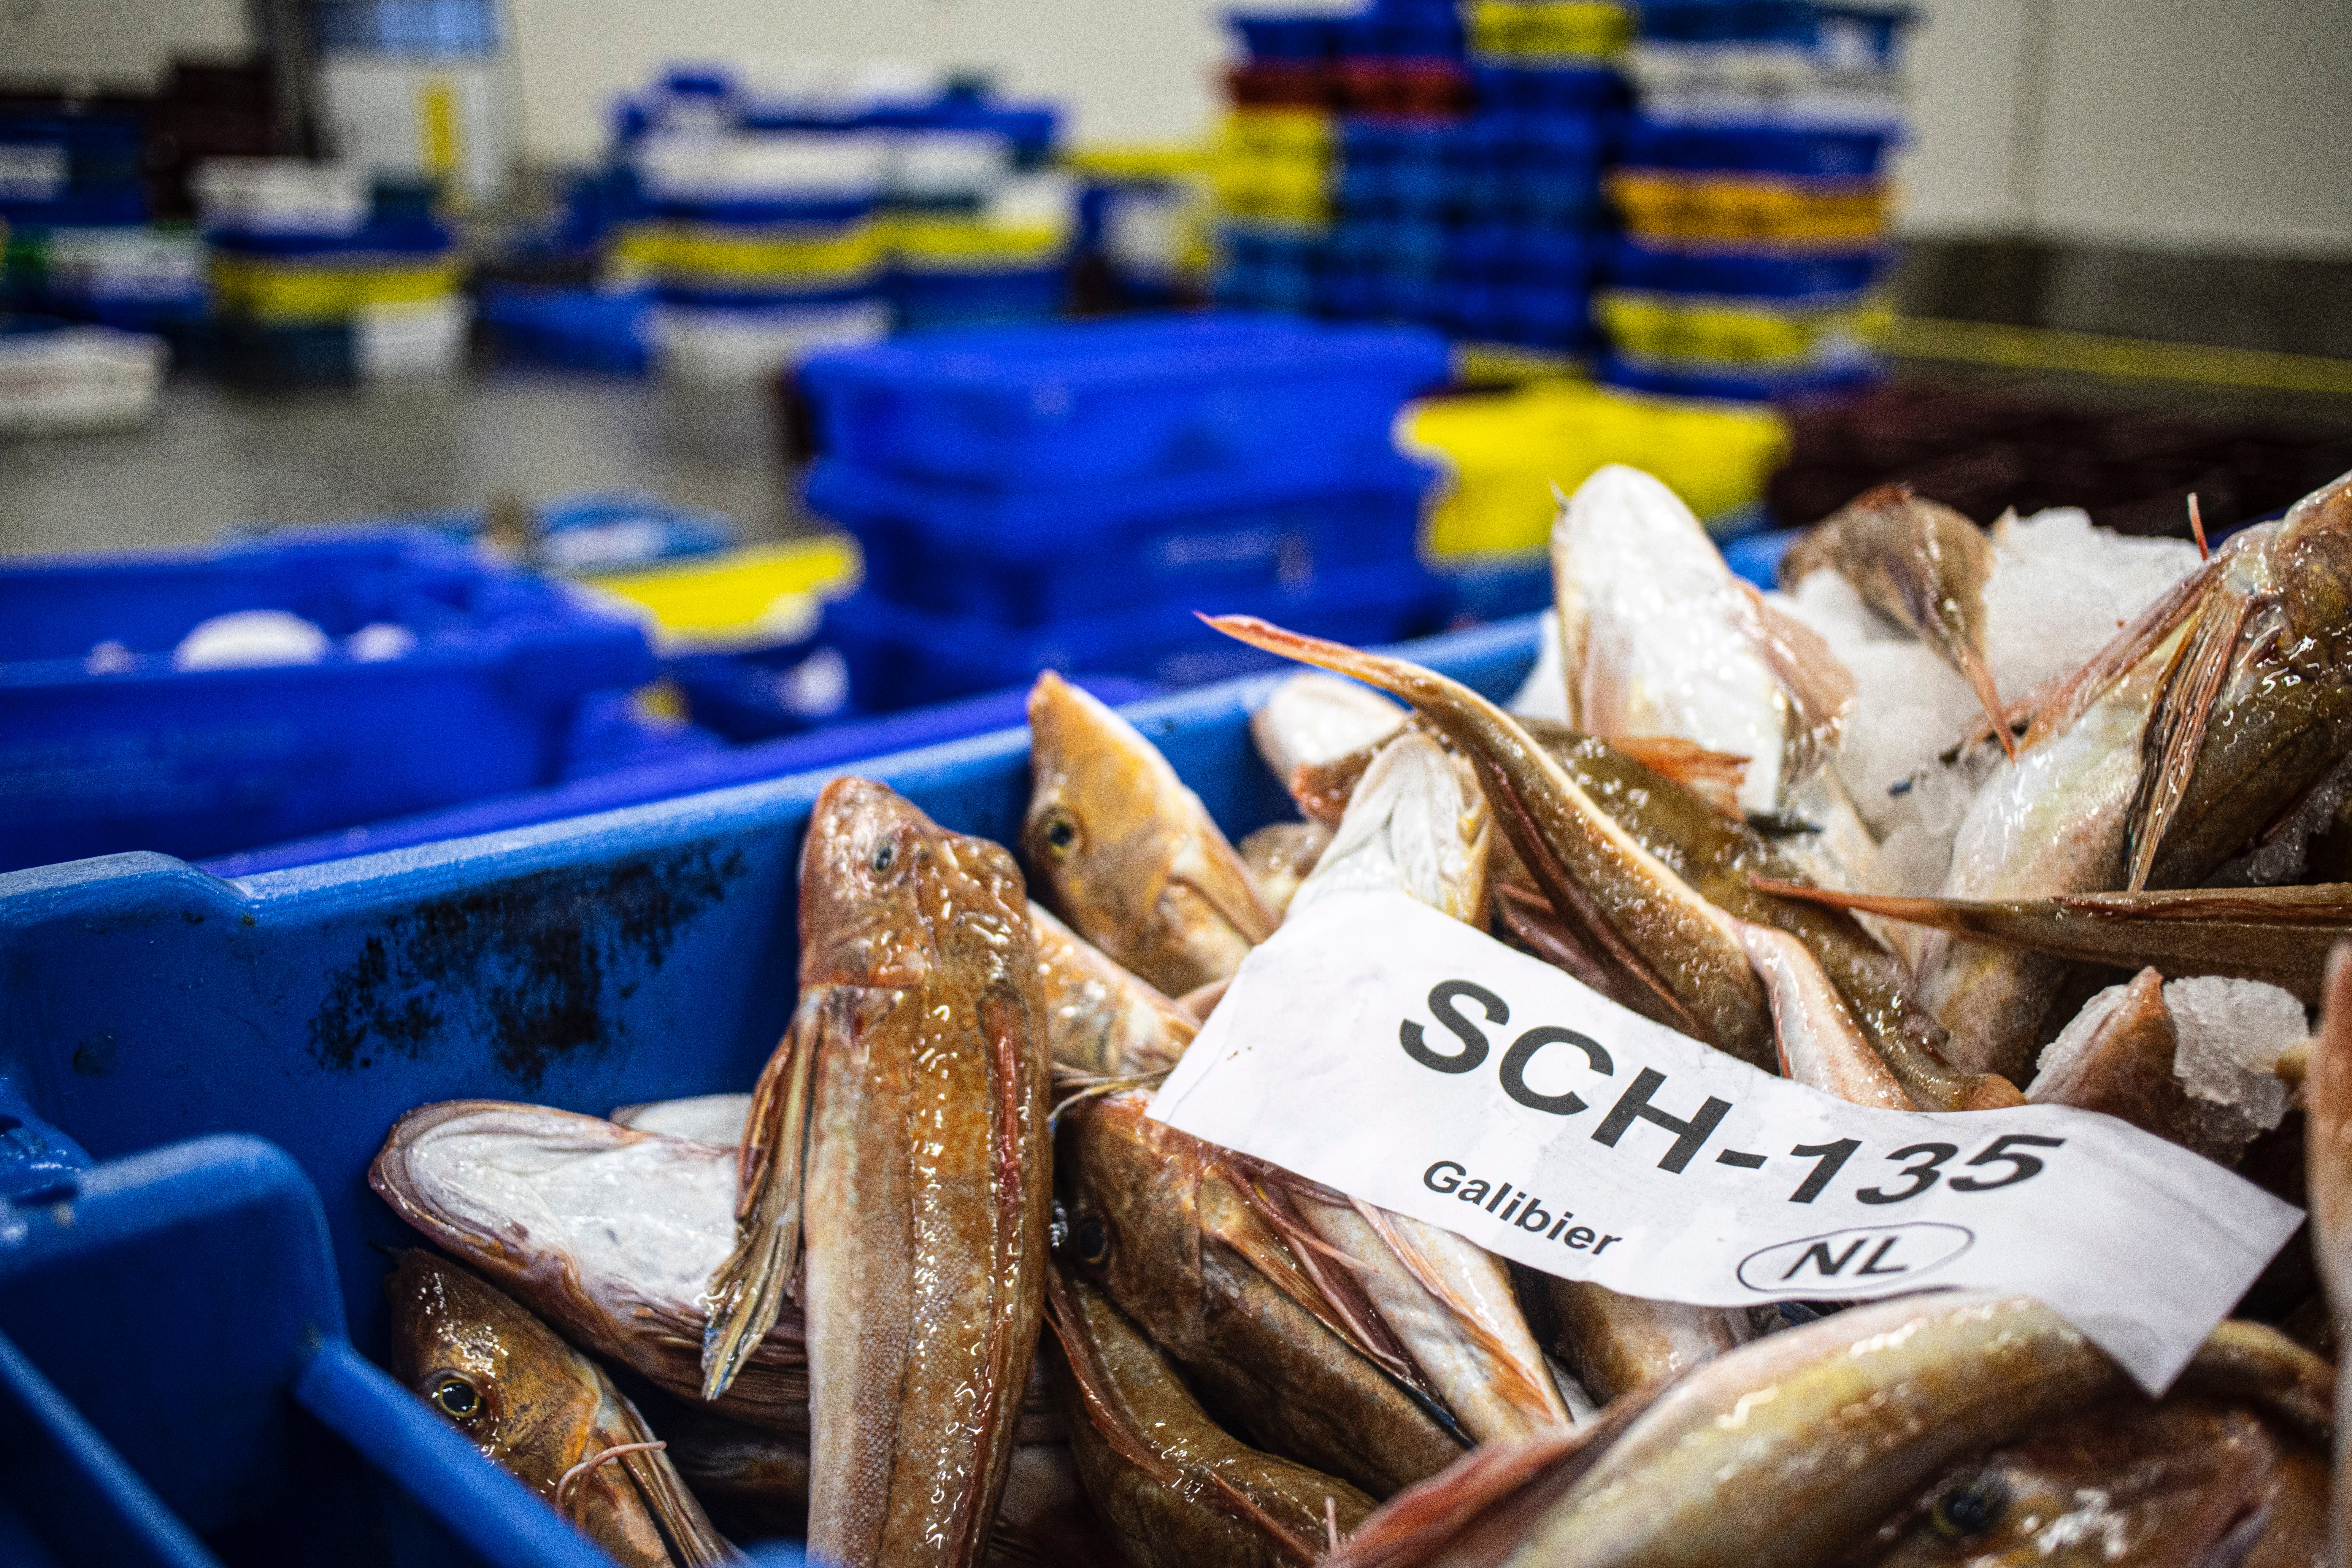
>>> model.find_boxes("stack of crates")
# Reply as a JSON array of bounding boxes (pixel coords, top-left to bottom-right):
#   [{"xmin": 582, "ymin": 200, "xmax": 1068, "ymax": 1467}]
[
  {"xmin": 0, "ymin": 96, "xmax": 210, "ymax": 337},
  {"xmin": 1597, "ymin": 0, "xmax": 1914, "ymax": 399},
  {"xmin": 799, "ymin": 315, "xmax": 1454, "ymax": 709},
  {"xmin": 1215, "ymin": 1, "xmax": 1631, "ymax": 361},
  {"xmin": 197, "ymin": 160, "xmax": 468, "ymax": 382},
  {"xmin": 608, "ymin": 64, "xmax": 1070, "ymax": 378}
]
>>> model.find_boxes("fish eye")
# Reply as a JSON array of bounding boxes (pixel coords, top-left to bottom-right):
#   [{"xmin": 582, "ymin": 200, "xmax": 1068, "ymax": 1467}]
[
  {"xmin": 871, "ymin": 840, "xmax": 895, "ymax": 874},
  {"xmin": 1073, "ymin": 1216, "xmax": 1111, "ymax": 1268},
  {"xmin": 1927, "ymin": 1472, "xmax": 2008, "ymax": 1540},
  {"xmin": 429, "ymin": 1374, "xmax": 483, "ymax": 1424},
  {"xmin": 1037, "ymin": 811, "xmax": 1080, "ymax": 859}
]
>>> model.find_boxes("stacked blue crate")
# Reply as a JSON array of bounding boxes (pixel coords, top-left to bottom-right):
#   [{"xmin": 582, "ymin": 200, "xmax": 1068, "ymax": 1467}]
[
  {"xmin": 1596, "ymin": 0, "xmax": 1914, "ymax": 399},
  {"xmin": 0, "ymin": 100, "xmax": 209, "ymax": 339},
  {"xmin": 797, "ymin": 315, "xmax": 1454, "ymax": 709}
]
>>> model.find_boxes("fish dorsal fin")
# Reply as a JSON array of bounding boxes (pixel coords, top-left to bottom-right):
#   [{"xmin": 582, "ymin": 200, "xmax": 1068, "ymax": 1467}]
[
  {"xmin": 2023, "ymin": 556, "xmax": 2223, "ymax": 753},
  {"xmin": 1738, "ymin": 581, "xmax": 1855, "ymax": 798},
  {"xmin": 2125, "ymin": 584, "xmax": 2256, "ymax": 890},
  {"xmin": 1350, "ymin": 1200, "xmax": 1563, "ymax": 1429}
]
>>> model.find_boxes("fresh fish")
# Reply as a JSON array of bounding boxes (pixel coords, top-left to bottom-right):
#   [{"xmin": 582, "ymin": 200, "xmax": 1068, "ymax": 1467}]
[
  {"xmin": 385, "ymin": 1249, "xmax": 733, "ymax": 1567},
  {"xmin": 1025, "ymin": 671, "xmax": 1278, "ymax": 994},
  {"xmin": 702, "ymin": 776, "xmax": 1052, "ymax": 1568},
  {"xmin": 1058, "ymin": 1088, "xmax": 1467, "ymax": 1498},
  {"xmin": 1550, "ymin": 463, "xmax": 1854, "ymax": 818},
  {"xmin": 613, "ymin": 1094, "xmax": 754, "ymax": 1145},
  {"xmin": 1047, "ymin": 1265, "xmax": 1376, "ymax": 1567},
  {"xmin": 1539, "ymin": 1279, "xmax": 1745, "ymax": 1406},
  {"xmin": 985, "ymin": 1441, "xmax": 1127, "ymax": 1568},
  {"xmin": 1497, "ymin": 1295, "xmax": 2332, "ymax": 1568},
  {"xmin": 1755, "ymin": 878, "xmax": 2352, "ymax": 1007},
  {"xmin": 1251, "ymin": 671, "xmax": 1407, "ymax": 809},
  {"xmin": 1289, "ymin": 732, "xmax": 1491, "ymax": 927},
  {"xmin": 2308, "ymin": 942, "xmax": 2352, "ymax": 1559},
  {"xmin": 661, "ymin": 1407, "xmax": 809, "ymax": 1545},
  {"xmin": 1924, "ymin": 469, "xmax": 2352, "ymax": 1078},
  {"xmin": 2023, "ymin": 968, "xmax": 2243, "ymax": 1162},
  {"xmin": 370, "ymin": 1101, "xmax": 806, "ymax": 1432},
  {"xmin": 1205, "ymin": 615, "xmax": 1778, "ymax": 1068},
  {"xmin": 1780, "ymin": 483, "xmax": 2014, "ymax": 757},
  {"xmin": 1863, "ymin": 1396, "xmax": 2329, "ymax": 1566},
  {"xmin": 1238, "ymin": 820, "xmax": 1334, "ymax": 918},
  {"xmin": 1030, "ymin": 901, "xmax": 1197, "ymax": 1077},
  {"xmin": 1730, "ymin": 919, "xmax": 1911, "ymax": 1111}
]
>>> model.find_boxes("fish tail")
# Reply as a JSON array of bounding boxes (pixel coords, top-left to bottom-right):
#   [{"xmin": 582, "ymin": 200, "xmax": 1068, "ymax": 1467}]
[{"xmin": 700, "ymin": 1010, "xmax": 818, "ymax": 1401}]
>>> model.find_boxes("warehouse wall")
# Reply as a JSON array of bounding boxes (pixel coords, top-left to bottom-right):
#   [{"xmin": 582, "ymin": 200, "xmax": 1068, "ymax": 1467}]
[{"xmin": 1, "ymin": 0, "xmax": 251, "ymax": 83}]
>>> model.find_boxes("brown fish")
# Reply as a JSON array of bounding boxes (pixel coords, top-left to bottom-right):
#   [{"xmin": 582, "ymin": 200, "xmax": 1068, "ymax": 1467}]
[
  {"xmin": 1025, "ymin": 671, "xmax": 1278, "ymax": 995},
  {"xmin": 1047, "ymin": 1266, "xmax": 1376, "ymax": 1567},
  {"xmin": 701, "ymin": 777, "xmax": 1052, "ymax": 1568},
  {"xmin": 1238, "ymin": 820, "xmax": 1334, "ymax": 918},
  {"xmin": 1029, "ymin": 900, "xmax": 1196, "ymax": 1078},
  {"xmin": 1780, "ymin": 483, "xmax": 2013, "ymax": 758},
  {"xmin": 2306, "ymin": 942, "xmax": 2352, "ymax": 1561},
  {"xmin": 1541, "ymin": 1279, "xmax": 1745, "ymax": 1406},
  {"xmin": 385, "ymin": 1250, "xmax": 732, "ymax": 1567},
  {"xmin": 1058, "ymin": 1088, "xmax": 1467, "ymax": 1499},
  {"xmin": 661, "ymin": 1406, "xmax": 809, "ymax": 1545}
]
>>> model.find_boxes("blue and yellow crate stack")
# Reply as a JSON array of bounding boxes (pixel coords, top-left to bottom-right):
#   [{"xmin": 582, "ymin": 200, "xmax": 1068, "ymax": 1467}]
[{"xmin": 1596, "ymin": 0, "xmax": 1914, "ymax": 399}]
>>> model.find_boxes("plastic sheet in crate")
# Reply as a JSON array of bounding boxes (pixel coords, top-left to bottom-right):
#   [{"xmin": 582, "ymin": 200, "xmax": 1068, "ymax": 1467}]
[
  {"xmin": 0, "ymin": 529, "xmax": 657, "ymax": 871},
  {"xmin": 828, "ymin": 557, "xmax": 1454, "ymax": 708},
  {"xmin": 1607, "ymin": 169, "xmax": 1889, "ymax": 246},
  {"xmin": 806, "ymin": 450, "xmax": 1430, "ymax": 625},
  {"xmin": 797, "ymin": 314, "xmax": 1451, "ymax": 489}
]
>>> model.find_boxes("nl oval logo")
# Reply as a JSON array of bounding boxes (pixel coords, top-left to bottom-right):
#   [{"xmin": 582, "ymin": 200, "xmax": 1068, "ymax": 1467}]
[{"xmin": 1736, "ymin": 1222, "xmax": 1974, "ymax": 1293}]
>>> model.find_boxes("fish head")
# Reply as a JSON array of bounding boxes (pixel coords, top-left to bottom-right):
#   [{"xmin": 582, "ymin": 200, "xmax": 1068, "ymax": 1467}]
[
  {"xmin": 385, "ymin": 1248, "xmax": 608, "ymax": 1496},
  {"xmin": 800, "ymin": 775, "xmax": 1027, "ymax": 989},
  {"xmin": 1055, "ymin": 1089, "xmax": 1210, "ymax": 1340},
  {"xmin": 1024, "ymin": 672, "xmax": 1270, "ymax": 989},
  {"xmin": 1868, "ymin": 1398, "xmax": 2286, "ymax": 1568},
  {"xmin": 2277, "ymin": 468, "xmax": 2352, "ymax": 668}
]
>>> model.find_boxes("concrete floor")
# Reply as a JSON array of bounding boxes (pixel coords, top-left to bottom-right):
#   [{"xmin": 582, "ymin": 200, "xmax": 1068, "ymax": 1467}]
[{"xmin": 0, "ymin": 368, "xmax": 805, "ymax": 558}]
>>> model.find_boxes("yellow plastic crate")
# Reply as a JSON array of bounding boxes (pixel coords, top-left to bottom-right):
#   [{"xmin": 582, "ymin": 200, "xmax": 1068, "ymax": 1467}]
[
  {"xmin": 1608, "ymin": 171, "xmax": 1891, "ymax": 246},
  {"xmin": 1466, "ymin": 0, "xmax": 1634, "ymax": 62},
  {"xmin": 1218, "ymin": 109, "xmax": 1336, "ymax": 159},
  {"xmin": 609, "ymin": 220, "xmax": 888, "ymax": 288},
  {"xmin": 1398, "ymin": 379, "xmax": 1789, "ymax": 559},
  {"xmin": 209, "ymin": 253, "xmax": 460, "ymax": 322},
  {"xmin": 582, "ymin": 536, "xmax": 863, "ymax": 651},
  {"xmin": 1062, "ymin": 143, "xmax": 1210, "ymax": 181},
  {"xmin": 887, "ymin": 213, "xmax": 1070, "ymax": 272},
  {"xmin": 1595, "ymin": 290, "xmax": 1894, "ymax": 364}
]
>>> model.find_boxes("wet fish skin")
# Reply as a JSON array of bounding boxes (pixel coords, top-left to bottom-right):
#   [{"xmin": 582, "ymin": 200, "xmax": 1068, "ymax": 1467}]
[
  {"xmin": 1780, "ymin": 483, "xmax": 2012, "ymax": 756},
  {"xmin": 1251, "ymin": 672, "xmax": 1407, "ymax": 807},
  {"xmin": 385, "ymin": 1250, "xmax": 731, "ymax": 1568},
  {"xmin": 2307, "ymin": 942, "xmax": 2352, "ymax": 1563},
  {"xmin": 2024, "ymin": 968, "xmax": 2237, "ymax": 1161},
  {"xmin": 1540, "ymin": 1279, "xmax": 1743, "ymax": 1406},
  {"xmin": 1029, "ymin": 900, "xmax": 1197, "ymax": 1077},
  {"xmin": 662, "ymin": 1406, "xmax": 810, "ymax": 1545},
  {"xmin": 706, "ymin": 777, "xmax": 1053, "ymax": 1568},
  {"xmin": 1238, "ymin": 820, "xmax": 1334, "ymax": 918},
  {"xmin": 1025, "ymin": 671, "xmax": 1277, "ymax": 995},
  {"xmin": 369, "ymin": 1100, "xmax": 807, "ymax": 1433},
  {"xmin": 1731, "ymin": 919, "xmax": 1911, "ymax": 1111},
  {"xmin": 1057, "ymin": 1089, "xmax": 1465, "ymax": 1499},
  {"xmin": 1048, "ymin": 1268, "xmax": 1375, "ymax": 1568},
  {"xmin": 1205, "ymin": 616, "xmax": 1776, "ymax": 1068},
  {"xmin": 1864, "ymin": 1397, "xmax": 2327, "ymax": 1567},
  {"xmin": 1290, "ymin": 732, "xmax": 1492, "ymax": 929}
]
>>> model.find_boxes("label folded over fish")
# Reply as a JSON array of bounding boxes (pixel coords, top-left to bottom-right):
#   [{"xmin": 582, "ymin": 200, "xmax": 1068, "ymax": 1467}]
[{"xmin": 1150, "ymin": 890, "xmax": 2299, "ymax": 1392}]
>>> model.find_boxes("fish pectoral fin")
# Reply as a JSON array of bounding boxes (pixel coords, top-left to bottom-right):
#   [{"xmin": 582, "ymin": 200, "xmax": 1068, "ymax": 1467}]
[
  {"xmin": 1351, "ymin": 1202, "xmax": 1564, "ymax": 1428},
  {"xmin": 2125, "ymin": 586, "xmax": 2254, "ymax": 891},
  {"xmin": 1743, "ymin": 581, "xmax": 1856, "ymax": 791},
  {"xmin": 1955, "ymin": 643, "xmax": 2016, "ymax": 761},
  {"xmin": 618, "ymin": 1441, "xmax": 739, "ymax": 1567},
  {"xmin": 1607, "ymin": 736, "xmax": 1749, "ymax": 821},
  {"xmin": 700, "ymin": 1002, "xmax": 820, "ymax": 1402},
  {"xmin": 2025, "ymin": 555, "xmax": 2222, "ymax": 752}
]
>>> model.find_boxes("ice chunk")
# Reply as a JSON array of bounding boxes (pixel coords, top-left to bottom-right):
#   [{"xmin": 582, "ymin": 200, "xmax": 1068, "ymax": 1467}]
[
  {"xmin": 173, "ymin": 609, "xmax": 329, "ymax": 670},
  {"xmin": 2165, "ymin": 975, "xmax": 2304, "ymax": 1133},
  {"xmin": 1507, "ymin": 608, "xmax": 1571, "ymax": 725},
  {"xmin": 1982, "ymin": 508, "xmax": 2201, "ymax": 700}
]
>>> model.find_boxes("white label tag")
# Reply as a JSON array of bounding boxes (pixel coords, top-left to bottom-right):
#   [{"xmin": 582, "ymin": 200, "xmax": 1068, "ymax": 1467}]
[{"xmin": 1149, "ymin": 892, "xmax": 2302, "ymax": 1392}]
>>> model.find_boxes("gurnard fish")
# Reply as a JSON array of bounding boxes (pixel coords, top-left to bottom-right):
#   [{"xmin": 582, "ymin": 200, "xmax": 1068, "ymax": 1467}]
[
  {"xmin": 1277, "ymin": 729, "xmax": 1568, "ymax": 1443},
  {"xmin": 2308, "ymin": 942, "xmax": 2352, "ymax": 1559},
  {"xmin": 1780, "ymin": 482, "xmax": 2014, "ymax": 757},
  {"xmin": 1025, "ymin": 671, "xmax": 1278, "ymax": 995},
  {"xmin": 1047, "ymin": 1265, "xmax": 1376, "ymax": 1567},
  {"xmin": 385, "ymin": 1250, "xmax": 733, "ymax": 1567},
  {"xmin": 613, "ymin": 1094, "xmax": 755, "ymax": 1146},
  {"xmin": 1324, "ymin": 1293, "xmax": 2333, "ymax": 1568},
  {"xmin": 1550, "ymin": 463, "xmax": 1854, "ymax": 819},
  {"xmin": 1250, "ymin": 671, "xmax": 1407, "ymax": 803},
  {"xmin": 701, "ymin": 776, "xmax": 1052, "ymax": 1568},
  {"xmin": 1923, "ymin": 468, "xmax": 2352, "ymax": 1080},
  {"xmin": 370, "ymin": 1101, "xmax": 807, "ymax": 1431},
  {"xmin": 1058, "ymin": 1088, "xmax": 1467, "ymax": 1499},
  {"xmin": 1539, "ymin": 1278, "xmax": 1746, "ymax": 1406},
  {"xmin": 1029, "ymin": 900, "xmax": 1197, "ymax": 1077},
  {"xmin": 1237, "ymin": 821, "xmax": 1335, "ymax": 918}
]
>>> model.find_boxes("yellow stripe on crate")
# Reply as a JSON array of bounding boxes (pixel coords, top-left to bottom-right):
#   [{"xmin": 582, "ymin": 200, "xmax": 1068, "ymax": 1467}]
[
  {"xmin": 1219, "ymin": 109, "xmax": 1337, "ymax": 156},
  {"xmin": 587, "ymin": 537, "xmax": 863, "ymax": 646},
  {"xmin": 1886, "ymin": 317, "xmax": 2352, "ymax": 396},
  {"xmin": 885, "ymin": 214, "xmax": 1069, "ymax": 269},
  {"xmin": 1064, "ymin": 144, "xmax": 1211, "ymax": 180},
  {"xmin": 1608, "ymin": 172, "xmax": 1890, "ymax": 246},
  {"xmin": 1466, "ymin": 0, "xmax": 1634, "ymax": 61},
  {"xmin": 1596, "ymin": 291, "xmax": 1895, "ymax": 364},
  {"xmin": 210, "ymin": 255, "xmax": 459, "ymax": 321},
  {"xmin": 612, "ymin": 221, "xmax": 888, "ymax": 285}
]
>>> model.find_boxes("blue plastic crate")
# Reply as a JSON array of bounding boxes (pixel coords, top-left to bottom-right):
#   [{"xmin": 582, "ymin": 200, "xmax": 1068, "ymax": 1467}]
[
  {"xmin": 1607, "ymin": 242, "xmax": 1889, "ymax": 299},
  {"xmin": 0, "ymin": 530, "xmax": 656, "ymax": 872},
  {"xmin": 477, "ymin": 284, "xmax": 652, "ymax": 374},
  {"xmin": 830, "ymin": 557, "xmax": 1455, "ymax": 707},
  {"xmin": 1621, "ymin": 120, "xmax": 1894, "ymax": 178},
  {"xmin": 810, "ymin": 451, "xmax": 1432, "ymax": 626},
  {"xmin": 797, "ymin": 313, "xmax": 1452, "ymax": 489},
  {"xmin": 1227, "ymin": 13, "xmax": 1344, "ymax": 59},
  {"xmin": 1598, "ymin": 349, "xmax": 1886, "ymax": 402},
  {"xmin": 0, "ymin": 616, "xmax": 1539, "ymax": 1565},
  {"xmin": 887, "ymin": 266, "xmax": 1069, "ymax": 332}
]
